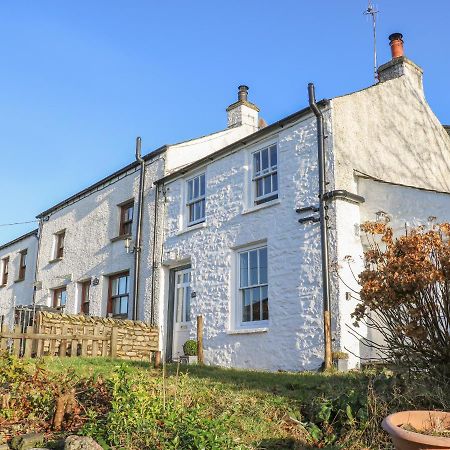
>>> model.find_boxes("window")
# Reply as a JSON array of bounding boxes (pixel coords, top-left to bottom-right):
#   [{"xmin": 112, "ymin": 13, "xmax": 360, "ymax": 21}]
[
  {"xmin": 53, "ymin": 287, "xmax": 67, "ymax": 308},
  {"xmin": 119, "ymin": 201, "xmax": 134, "ymax": 236},
  {"xmin": 18, "ymin": 250, "xmax": 27, "ymax": 281},
  {"xmin": 80, "ymin": 280, "xmax": 91, "ymax": 315},
  {"xmin": 55, "ymin": 231, "xmax": 65, "ymax": 259},
  {"xmin": 252, "ymin": 144, "xmax": 278, "ymax": 204},
  {"xmin": 175, "ymin": 269, "xmax": 191, "ymax": 323},
  {"xmin": 1, "ymin": 257, "xmax": 9, "ymax": 286},
  {"xmin": 187, "ymin": 174, "xmax": 206, "ymax": 226},
  {"xmin": 238, "ymin": 246, "xmax": 269, "ymax": 323},
  {"xmin": 108, "ymin": 272, "xmax": 129, "ymax": 317}
]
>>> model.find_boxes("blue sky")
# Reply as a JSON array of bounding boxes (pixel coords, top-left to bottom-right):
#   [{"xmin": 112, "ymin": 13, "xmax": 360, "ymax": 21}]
[{"xmin": 1, "ymin": 1, "xmax": 449, "ymax": 244}]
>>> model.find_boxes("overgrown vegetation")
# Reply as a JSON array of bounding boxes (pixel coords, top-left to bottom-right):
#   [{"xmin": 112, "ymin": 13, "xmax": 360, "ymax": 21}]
[
  {"xmin": 1, "ymin": 355, "xmax": 449, "ymax": 449},
  {"xmin": 353, "ymin": 222, "xmax": 450, "ymax": 376}
]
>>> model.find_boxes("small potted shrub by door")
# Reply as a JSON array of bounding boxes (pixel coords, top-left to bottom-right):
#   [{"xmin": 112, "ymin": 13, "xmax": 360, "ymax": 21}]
[
  {"xmin": 382, "ymin": 410, "xmax": 450, "ymax": 450},
  {"xmin": 183, "ymin": 339, "xmax": 198, "ymax": 364},
  {"xmin": 332, "ymin": 351, "xmax": 349, "ymax": 372}
]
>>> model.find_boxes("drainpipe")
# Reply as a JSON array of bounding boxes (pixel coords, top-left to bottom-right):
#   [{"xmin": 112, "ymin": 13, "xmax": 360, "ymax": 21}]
[
  {"xmin": 32, "ymin": 220, "xmax": 43, "ymax": 322},
  {"xmin": 308, "ymin": 83, "xmax": 333, "ymax": 371},
  {"xmin": 150, "ymin": 182, "xmax": 159, "ymax": 326},
  {"xmin": 133, "ymin": 137, "xmax": 145, "ymax": 321}
]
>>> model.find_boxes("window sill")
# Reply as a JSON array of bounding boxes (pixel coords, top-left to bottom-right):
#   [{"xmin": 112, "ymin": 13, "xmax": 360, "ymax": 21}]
[
  {"xmin": 176, "ymin": 221, "xmax": 207, "ymax": 236},
  {"xmin": 242, "ymin": 199, "xmax": 280, "ymax": 215},
  {"xmin": 14, "ymin": 278, "xmax": 25, "ymax": 284},
  {"xmin": 110, "ymin": 234, "xmax": 132, "ymax": 243},
  {"xmin": 49, "ymin": 257, "xmax": 63, "ymax": 264},
  {"xmin": 0, "ymin": 284, "xmax": 6, "ymax": 289},
  {"xmin": 227, "ymin": 327, "xmax": 269, "ymax": 335}
]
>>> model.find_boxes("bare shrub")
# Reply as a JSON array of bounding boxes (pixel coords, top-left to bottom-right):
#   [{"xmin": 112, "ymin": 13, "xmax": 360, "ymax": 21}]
[{"xmin": 352, "ymin": 222, "xmax": 450, "ymax": 376}]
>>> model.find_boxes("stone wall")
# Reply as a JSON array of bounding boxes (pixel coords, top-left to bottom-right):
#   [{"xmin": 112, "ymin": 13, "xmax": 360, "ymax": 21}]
[{"xmin": 37, "ymin": 312, "xmax": 158, "ymax": 361}]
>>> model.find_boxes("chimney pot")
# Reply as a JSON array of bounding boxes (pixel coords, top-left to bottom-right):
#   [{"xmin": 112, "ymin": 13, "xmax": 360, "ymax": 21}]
[
  {"xmin": 238, "ymin": 85, "xmax": 249, "ymax": 102},
  {"xmin": 389, "ymin": 32, "xmax": 404, "ymax": 59}
]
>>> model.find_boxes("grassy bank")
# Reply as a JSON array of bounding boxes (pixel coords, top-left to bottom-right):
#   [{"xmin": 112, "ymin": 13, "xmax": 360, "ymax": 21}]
[{"xmin": 1, "ymin": 356, "xmax": 448, "ymax": 449}]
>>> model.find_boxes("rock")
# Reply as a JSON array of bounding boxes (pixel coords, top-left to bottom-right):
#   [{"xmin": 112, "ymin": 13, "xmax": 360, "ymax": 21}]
[
  {"xmin": 0, "ymin": 444, "xmax": 9, "ymax": 450},
  {"xmin": 9, "ymin": 433, "xmax": 45, "ymax": 450},
  {"xmin": 64, "ymin": 436, "xmax": 103, "ymax": 450}
]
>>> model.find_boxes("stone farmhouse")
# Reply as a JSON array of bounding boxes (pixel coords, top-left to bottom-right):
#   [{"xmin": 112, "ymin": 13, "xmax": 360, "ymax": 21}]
[{"xmin": 1, "ymin": 33, "xmax": 450, "ymax": 371}]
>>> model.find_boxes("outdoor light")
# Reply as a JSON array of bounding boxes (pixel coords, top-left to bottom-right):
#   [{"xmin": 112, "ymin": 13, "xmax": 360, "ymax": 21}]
[
  {"xmin": 125, "ymin": 237, "xmax": 135, "ymax": 254},
  {"xmin": 375, "ymin": 210, "xmax": 390, "ymax": 223}
]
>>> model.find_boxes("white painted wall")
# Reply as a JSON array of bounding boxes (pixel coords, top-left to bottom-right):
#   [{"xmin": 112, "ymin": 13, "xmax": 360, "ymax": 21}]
[
  {"xmin": 33, "ymin": 119, "xmax": 258, "ymax": 322},
  {"xmin": 0, "ymin": 232, "xmax": 38, "ymax": 328},
  {"xmin": 35, "ymin": 160, "xmax": 163, "ymax": 322},
  {"xmin": 160, "ymin": 110, "xmax": 336, "ymax": 371},
  {"xmin": 335, "ymin": 177, "xmax": 450, "ymax": 363}
]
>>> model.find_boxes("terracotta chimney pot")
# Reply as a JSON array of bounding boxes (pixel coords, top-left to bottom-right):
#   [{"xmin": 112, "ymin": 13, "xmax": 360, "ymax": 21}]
[{"xmin": 389, "ymin": 33, "xmax": 404, "ymax": 58}]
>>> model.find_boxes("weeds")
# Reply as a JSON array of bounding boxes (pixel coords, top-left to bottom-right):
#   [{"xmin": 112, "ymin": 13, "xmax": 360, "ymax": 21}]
[{"xmin": 1, "ymin": 355, "xmax": 449, "ymax": 449}]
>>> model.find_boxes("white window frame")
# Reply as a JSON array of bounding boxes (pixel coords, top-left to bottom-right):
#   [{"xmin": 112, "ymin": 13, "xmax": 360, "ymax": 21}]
[
  {"xmin": 252, "ymin": 144, "xmax": 278, "ymax": 205},
  {"xmin": 186, "ymin": 173, "xmax": 206, "ymax": 227},
  {"xmin": 234, "ymin": 244, "xmax": 269, "ymax": 328}
]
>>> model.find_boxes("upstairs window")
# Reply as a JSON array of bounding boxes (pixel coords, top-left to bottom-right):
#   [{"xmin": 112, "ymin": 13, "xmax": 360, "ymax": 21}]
[
  {"xmin": 119, "ymin": 201, "xmax": 134, "ymax": 236},
  {"xmin": 108, "ymin": 272, "xmax": 129, "ymax": 317},
  {"xmin": 252, "ymin": 144, "xmax": 278, "ymax": 205},
  {"xmin": 1, "ymin": 257, "xmax": 9, "ymax": 286},
  {"xmin": 54, "ymin": 231, "xmax": 65, "ymax": 259},
  {"xmin": 18, "ymin": 250, "xmax": 27, "ymax": 281},
  {"xmin": 238, "ymin": 246, "xmax": 269, "ymax": 324},
  {"xmin": 53, "ymin": 287, "xmax": 67, "ymax": 308},
  {"xmin": 187, "ymin": 173, "xmax": 206, "ymax": 226}
]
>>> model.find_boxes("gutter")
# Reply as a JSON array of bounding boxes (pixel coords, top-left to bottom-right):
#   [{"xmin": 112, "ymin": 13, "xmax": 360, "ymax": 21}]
[
  {"xmin": 308, "ymin": 83, "xmax": 333, "ymax": 371},
  {"xmin": 323, "ymin": 190, "xmax": 365, "ymax": 204},
  {"xmin": 36, "ymin": 145, "xmax": 168, "ymax": 219},
  {"xmin": 154, "ymin": 100, "xmax": 329, "ymax": 186},
  {"xmin": 132, "ymin": 137, "xmax": 146, "ymax": 321}
]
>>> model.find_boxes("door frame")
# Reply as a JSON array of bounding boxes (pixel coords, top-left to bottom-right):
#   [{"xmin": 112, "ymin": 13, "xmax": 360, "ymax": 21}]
[{"xmin": 166, "ymin": 264, "xmax": 191, "ymax": 362}]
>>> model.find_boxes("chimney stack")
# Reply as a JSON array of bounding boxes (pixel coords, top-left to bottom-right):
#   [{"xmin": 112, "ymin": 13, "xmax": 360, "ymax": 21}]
[
  {"xmin": 226, "ymin": 85, "xmax": 259, "ymax": 130},
  {"xmin": 377, "ymin": 32, "xmax": 423, "ymax": 93},
  {"xmin": 389, "ymin": 33, "xmax": 404, "ymax": 58},
  {"xmin": 238, "ymin": 85, "xmax": 249, "ymax": 102}
]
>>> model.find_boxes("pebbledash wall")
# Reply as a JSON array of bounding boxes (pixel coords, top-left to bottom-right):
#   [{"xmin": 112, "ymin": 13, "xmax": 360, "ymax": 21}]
[
  {"xmin": 0, "ymin": 230, "xmax": 38, "ymax": 327},
  {"xmin": 159, "ymin": 108, "xmax": 337, "ymax": 371}
]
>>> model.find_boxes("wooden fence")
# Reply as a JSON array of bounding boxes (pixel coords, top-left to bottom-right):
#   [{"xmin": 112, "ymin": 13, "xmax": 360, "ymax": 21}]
[{"xmin": 0, "ymin": 323, "xmax": 119, "ymax": 359}]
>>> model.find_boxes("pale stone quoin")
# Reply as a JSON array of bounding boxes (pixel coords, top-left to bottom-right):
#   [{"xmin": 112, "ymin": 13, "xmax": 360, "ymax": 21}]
[{"xmin": 1, "ymin": 34, "xmax": 450, "ymax": 371}]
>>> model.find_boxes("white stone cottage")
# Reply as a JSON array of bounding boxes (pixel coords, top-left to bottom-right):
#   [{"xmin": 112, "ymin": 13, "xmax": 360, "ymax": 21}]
[
  {"xmin": 1, "ymin": 33, "xmax": 450, "ymax": 371},
  {"xmin": 154, "ymin": 34, "xmax": 450, "ymax": 370},
  {"xmin": 0, "ymin": 230, "xmax": 38, "ymax": 327}
]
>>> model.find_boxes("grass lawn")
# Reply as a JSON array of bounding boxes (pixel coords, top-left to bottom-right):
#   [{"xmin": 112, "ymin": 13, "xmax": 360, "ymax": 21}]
[{"xmin": 38, "ymin": 357, "xmax": 378, "ymax": 449}]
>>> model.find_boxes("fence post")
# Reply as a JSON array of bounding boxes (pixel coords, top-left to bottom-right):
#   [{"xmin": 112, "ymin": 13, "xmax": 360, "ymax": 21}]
[
  {"xmin": 154, "ymin": 350, "xmax": 161, "ymax": 368},
  {"xmin": 0, "ymin": 322, "xmax": 8, "ymax": 352},
  {"xmin": 110, "ymin": 327, "xmax": 118, "ymax": 358},
  {"xmin": 13, "ymin": 325, "xmax": 21, "ymax": 357},
  {"xmin": 59, "ymin": 325, "xmax": 68, "ymax": 357},
  {"xmin": 24, "ymin": 326, "xmax": 34, "ymax": 358},
  {"xmin": 197, "ymin": 315, "xmax": 204, "ymax": 365}
]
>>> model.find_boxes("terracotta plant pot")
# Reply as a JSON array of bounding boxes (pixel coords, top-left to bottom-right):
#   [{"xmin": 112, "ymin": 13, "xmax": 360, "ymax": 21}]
[{"xmin": 382, "ymin": 411, "xmax": 450, "ymax": 450}]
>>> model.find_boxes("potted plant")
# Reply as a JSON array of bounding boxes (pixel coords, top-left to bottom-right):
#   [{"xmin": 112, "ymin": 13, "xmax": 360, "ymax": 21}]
[
  {"xmin": 182, "ymin": 339, "xmax": 198, "ymax": 364},
  {"xmin": 332, "ymin": 351, "xmax": 349, "ymax": 372},
  {"xmin": 382, "ymin": 410, "xmax": 450, "ymax": 450}
]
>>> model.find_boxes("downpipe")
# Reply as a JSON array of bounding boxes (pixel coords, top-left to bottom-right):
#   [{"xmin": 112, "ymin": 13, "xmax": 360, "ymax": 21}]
[
  {"xmin": 308, "ymin": 83, "xmax": 333, "ymax": 371},
  {"xmin": 133, "ymin": 137, "xmax": 146, "ymax": 321}
]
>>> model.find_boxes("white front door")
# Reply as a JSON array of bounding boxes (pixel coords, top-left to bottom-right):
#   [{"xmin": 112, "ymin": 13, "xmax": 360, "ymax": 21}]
[{"xmin": 172, "ymin": 268, "xmax": 192, "ymax": 360}]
